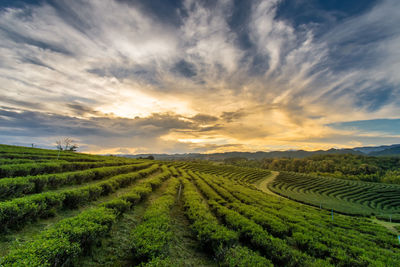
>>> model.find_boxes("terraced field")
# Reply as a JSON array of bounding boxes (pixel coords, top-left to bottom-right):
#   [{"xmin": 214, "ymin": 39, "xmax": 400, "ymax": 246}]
[
  {"xmin": 0, "ymin": 145, "xmax": 400, "ymax": 266},
  {"xmin": 174, "ymin": 162, "xmax": 271, "ymax": 183},
  {"xmin": 269, "ymin": 171, "xmax": 400, "ymax": 220}
]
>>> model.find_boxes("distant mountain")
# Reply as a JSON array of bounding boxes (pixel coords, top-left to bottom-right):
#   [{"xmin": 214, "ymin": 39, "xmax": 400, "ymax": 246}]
[
  {"xmin": 118, "ymin": 148, "xmax": 365, "ymax": 160},
  {"xmin": 369, "ymin": 146, "xmax": 400, "ymax": 156},
  {"xmin": 118, "ymin": 144, "xmax": 400, "ymax": 160},
  {"xmin": 353, "ymin": 144, "xmax": 400, "ymax": 154}
]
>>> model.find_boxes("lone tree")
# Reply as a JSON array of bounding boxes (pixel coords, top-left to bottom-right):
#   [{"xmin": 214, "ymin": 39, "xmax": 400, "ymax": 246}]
[{"xmin": 55, "ymin": 138, "xmax": 79, "ymax": 152}]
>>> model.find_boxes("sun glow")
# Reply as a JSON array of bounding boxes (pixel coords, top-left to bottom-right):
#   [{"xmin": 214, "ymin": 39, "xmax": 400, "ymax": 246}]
[{"xmin": 98, "ymin": 88, "xmax": 193, "ymax": 118}]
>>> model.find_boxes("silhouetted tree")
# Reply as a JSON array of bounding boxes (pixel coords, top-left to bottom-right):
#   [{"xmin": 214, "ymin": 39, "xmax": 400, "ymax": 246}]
[{"xmin": 55, "ymin": 138, "xmax": 79, "ymax": 154}]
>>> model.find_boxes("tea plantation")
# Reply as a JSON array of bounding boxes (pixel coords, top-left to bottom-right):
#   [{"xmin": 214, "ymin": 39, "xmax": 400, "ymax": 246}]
[
  {"xmin": 0, "ymin": 144, "xmax": 399, "ymax": 266},
  {"xmin": 268, "ymin": 171, "xmax": 400, "ymax": 221}
]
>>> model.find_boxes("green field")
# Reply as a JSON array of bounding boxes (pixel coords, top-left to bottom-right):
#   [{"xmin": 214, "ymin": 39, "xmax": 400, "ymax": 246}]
[
  {"xmin": 0, "ymin": 145, "xmax": 400, "ymax": 266},
  {"xmin": 268, "ymin": 171, "xmax": 400, "ymax": 221}
]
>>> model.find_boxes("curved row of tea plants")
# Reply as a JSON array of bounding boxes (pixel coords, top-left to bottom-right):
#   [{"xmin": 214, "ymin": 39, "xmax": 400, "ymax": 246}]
[
  {"xmin": 269, "ymin": 171, "xmax": 400, "ymax": 219},
  {"xmin": 177, "ymin": 162, "xmax": 270, "ymax": 184},
  {"xmin": 188, "ymin": 171, "xmax": 324, "ymax": 266}
]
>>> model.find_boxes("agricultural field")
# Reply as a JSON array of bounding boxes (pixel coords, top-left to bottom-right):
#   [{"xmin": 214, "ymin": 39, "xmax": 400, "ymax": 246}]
[
  {"xmin": 268, "ymin": 171, "xmax": 400, "ymax": 221},
  {"xmin": 0, "ymin": 145, "xmax": 400, "ymax": 266}
]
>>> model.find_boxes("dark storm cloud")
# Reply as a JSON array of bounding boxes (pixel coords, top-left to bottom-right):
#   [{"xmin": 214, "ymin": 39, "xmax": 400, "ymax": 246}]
[
  {"xmin": 0, "ymin": 107, "xmax": 217, "ymax": 139},
  {"xmin": 221, "ymin": 110, "xmax": 247, "ymax": 122},
  {"xmin": 189, "ymin": 114, "xmax": 218, "ymax": 124},
  {"xmin": 67, "ymin": 103, "xmax": 101, "ymax": 116},
  {"xmin": 0, "ymin": 107, "xmax": 112, "ymax": 137},
  {"xmin": 0, "ymin": 97, "xmax": 43, "ymax": 110}
]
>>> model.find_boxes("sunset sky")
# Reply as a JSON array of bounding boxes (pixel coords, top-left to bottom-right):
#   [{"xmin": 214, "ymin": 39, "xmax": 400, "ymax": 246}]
[{"xmin": 0, "ymin": 0, "xmax": 399, "ymax": 154}]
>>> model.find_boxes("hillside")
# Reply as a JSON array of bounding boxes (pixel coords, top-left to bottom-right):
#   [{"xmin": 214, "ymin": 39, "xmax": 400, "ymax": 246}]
[
  {"xmin": 268, "ymin": 171, "xmax": 400, "ymax": 220},
  {"xmin": 0, "ymin": 144, "xmax": 399, "ymax": 266},
  {"xmin": 370, "ymin": 146, "xmax": 400, "ymax": 156}
]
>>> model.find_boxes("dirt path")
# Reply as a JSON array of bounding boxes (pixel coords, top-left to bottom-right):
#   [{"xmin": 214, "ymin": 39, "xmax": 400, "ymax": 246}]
[
  {"xmin": 79, "ymin": 176, "xmax": 170, "ymax": 266},
  {"xmin": 255, "ymin": 171, "xmax": 281, "ymax": 197},
  {"xmin": 371, "ymin": 218, "xmax": 400, "ymax": 236},
  {"xmin": 168, "ymin": 187, "xmax": 217, "ymax": 266}
]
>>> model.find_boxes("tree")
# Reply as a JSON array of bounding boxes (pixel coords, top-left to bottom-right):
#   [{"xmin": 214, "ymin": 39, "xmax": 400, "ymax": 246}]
[
  {"xmin": 56, "ymin": 140, "xmax": 63, "ymax": 151},
  {"xmin": 69, "ymin": 144, "xmax": 79, "ymax": 152},
  {"xmin": 63, "ymin": 137, "xmax": 73, "ymax": 151},
  {"xmin": 55, "ymin": 138, "xmax": 79, "ymax": 152}
]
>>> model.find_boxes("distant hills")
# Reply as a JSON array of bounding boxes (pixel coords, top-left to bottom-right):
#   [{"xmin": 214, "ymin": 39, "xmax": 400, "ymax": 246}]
[{"xmin": 117, "ymin": 144, "xmax": 400, "ymax": 160}]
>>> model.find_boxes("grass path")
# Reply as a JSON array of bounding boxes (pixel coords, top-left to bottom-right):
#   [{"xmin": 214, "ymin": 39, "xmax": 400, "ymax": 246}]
[
  {"xmin": 372, "ymin": 218, "xmax": 400, "ymax": 235},
  {"xmin": 254, "ymin": 170, "xmax": 281, "ymax": 197},
  {"xmin": 168, "ymin": 185, "xmax": 217, "ymax": 266},
  {"xmin": 78, "ymin": 176, "xmax": 170, "ymax": 266}
]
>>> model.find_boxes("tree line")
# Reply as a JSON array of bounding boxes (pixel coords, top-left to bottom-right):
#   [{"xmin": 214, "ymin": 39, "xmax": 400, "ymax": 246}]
[{"xmin": 223, "ymin": 154, "xmax": 400, "ymax": 183}]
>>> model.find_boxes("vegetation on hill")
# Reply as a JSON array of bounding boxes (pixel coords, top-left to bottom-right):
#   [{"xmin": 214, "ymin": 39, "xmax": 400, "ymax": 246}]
[
  {"xmin": 268, "ymin": 171, "xmax": 400, "ymax": 220},
  {"xmin": 224, "ymin": 154, "xmax": 400, "ymax": 183}
]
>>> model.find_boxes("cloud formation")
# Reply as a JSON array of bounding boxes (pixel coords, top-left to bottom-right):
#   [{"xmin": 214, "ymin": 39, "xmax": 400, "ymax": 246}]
[{"xmin": 0, "ymin": 0, "xmax": 399, "ymax": 153}]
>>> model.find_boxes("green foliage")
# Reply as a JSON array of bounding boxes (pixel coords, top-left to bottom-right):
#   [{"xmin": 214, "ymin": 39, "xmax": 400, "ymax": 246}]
[
  {"xmin": 268, "ymin": 171, "xmax": 400, "ymax": 217},
  {"xmin": 183, "ymin": 167, "xmax": 400, "ymax": 266},
  {"xmin": 220, "ymin": 245, "xmax": 273, "ymax": 267},
  {"xmin": 0, "ymin": 164, "xmax": 159, "ymax": 232},
  {"xmin": 0, "ymin": 162, "xmax": 153, "ymax": 200},
  {"xmin": 102, "ymin": 199, "xmax": 131, "ymax": 215},
  {"xmin": 256, "ymin": 154, "xmax": 400, "ymax": 183},
  {"xmin": 181, "ymin": 176, "xmax": 238, "ymax": 251},
  {"xmin": 0, "ymin": 160, "xmax": 134, "ymax": 178},
  {"xmin": 1, "ymin": 207, "xmax": 116, "ymax": 267},
  {"xmin": 180, "ymin": 172, "xmax": 276, "ymax": 266},
  {"xmin": 131, "ymin": 178, "xmax": 178, "ymax": 262},
  {"xmin": 183, "ymin": 162, "xmax": 271, "ymax": 184},
  {"xmin": 216, "ymin": 153, "xmax": 400, "ymax": 184}
]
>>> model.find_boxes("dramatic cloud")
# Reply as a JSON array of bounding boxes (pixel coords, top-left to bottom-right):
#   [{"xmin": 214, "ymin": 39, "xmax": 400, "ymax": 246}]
[{"xmin": 0, "ymin": 0, "xmax": 399, "ymax": 153}]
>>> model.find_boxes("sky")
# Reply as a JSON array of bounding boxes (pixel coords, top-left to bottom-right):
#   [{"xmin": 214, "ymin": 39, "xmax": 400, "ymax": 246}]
[{"xmin": 0, "ymin": 0, "xmax": 399, "ymax": 154}]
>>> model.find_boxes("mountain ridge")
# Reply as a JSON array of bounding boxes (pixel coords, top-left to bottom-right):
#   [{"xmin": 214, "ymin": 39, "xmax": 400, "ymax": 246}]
[{"xmin": 116, "ymin": 144, "xmax": 400, "ymax": 160}]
